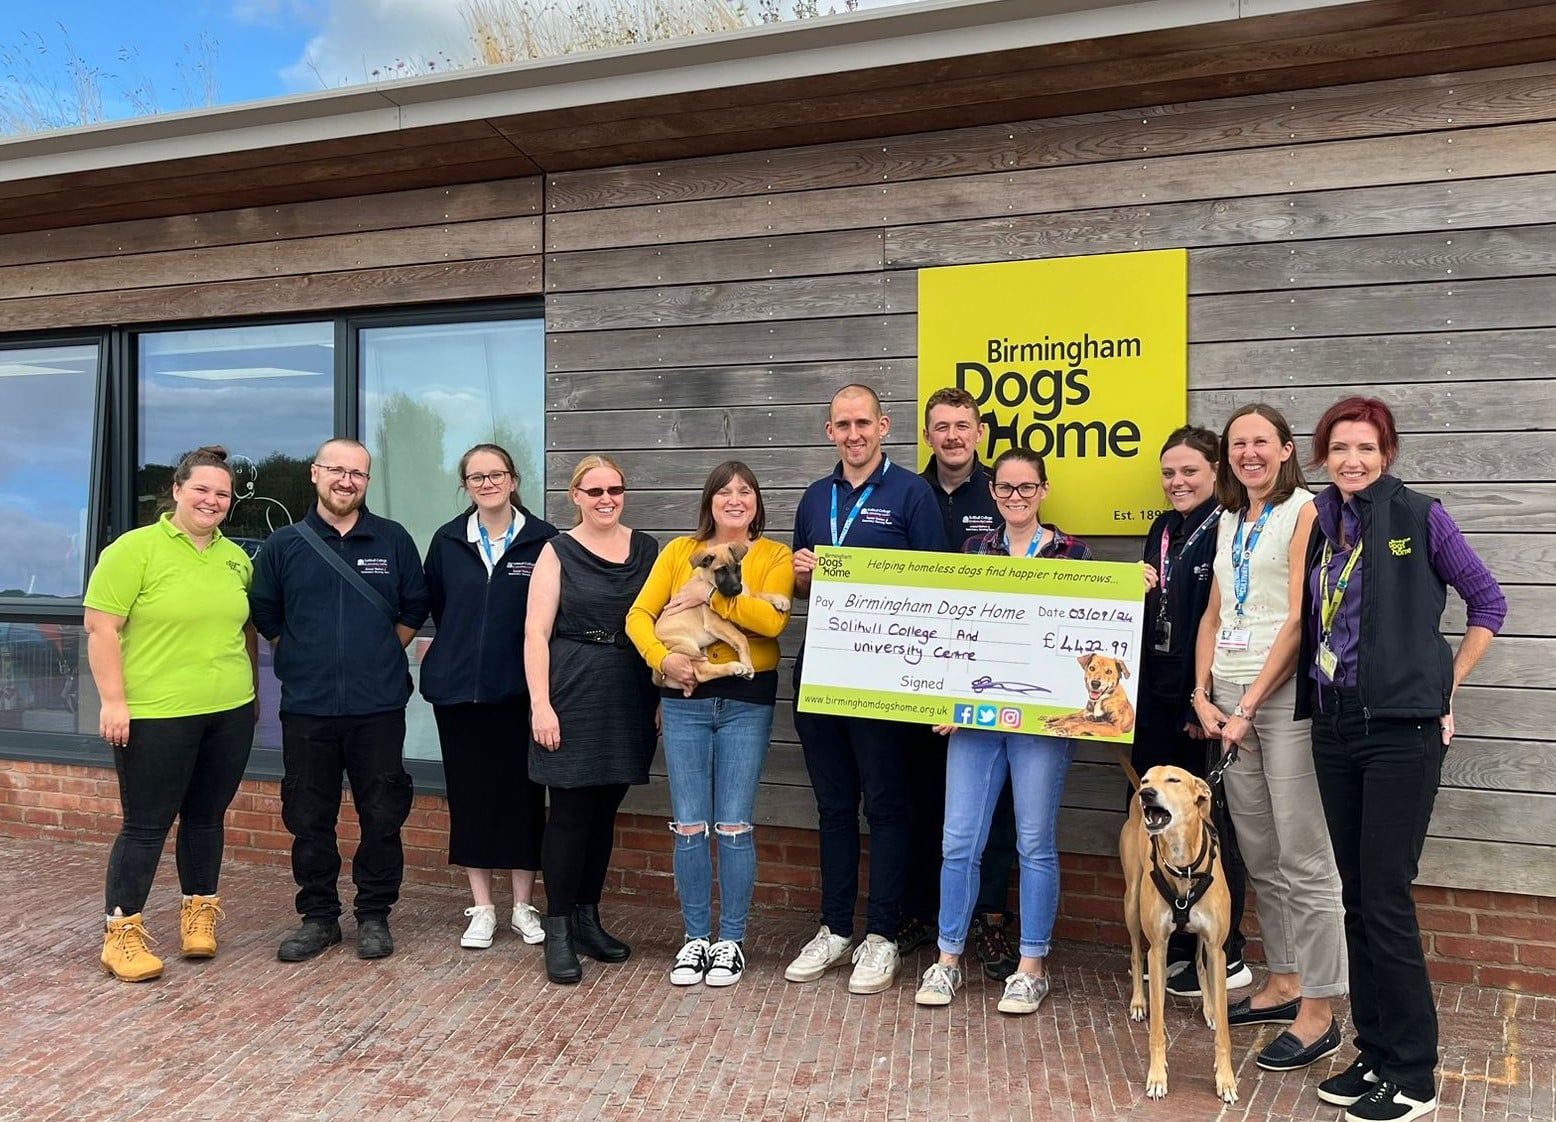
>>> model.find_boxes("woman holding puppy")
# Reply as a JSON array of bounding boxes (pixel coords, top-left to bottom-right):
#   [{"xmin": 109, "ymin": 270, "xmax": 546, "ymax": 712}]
[
  {"xmin": 627, "ymin": 462, "xmax": 793, "ymax": 988},
  {"xmin": 1191, "ymin": 403, "xmax": 1346, "ymax": 1073},
  {"xmin": 914, "ymin": 447, "xmax": 1091, "ymax": 1016}
]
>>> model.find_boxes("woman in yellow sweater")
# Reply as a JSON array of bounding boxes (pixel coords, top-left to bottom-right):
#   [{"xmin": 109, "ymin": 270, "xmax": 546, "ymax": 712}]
[{"xmin": 627, "ymin": 461, "xmax": 793, "ymax": 988}]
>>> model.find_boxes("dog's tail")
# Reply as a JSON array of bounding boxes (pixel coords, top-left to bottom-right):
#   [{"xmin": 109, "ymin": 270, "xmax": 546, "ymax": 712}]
[{"xmin": 1106, "ymin": 743, "xmax": 1141, "ymax": 791}]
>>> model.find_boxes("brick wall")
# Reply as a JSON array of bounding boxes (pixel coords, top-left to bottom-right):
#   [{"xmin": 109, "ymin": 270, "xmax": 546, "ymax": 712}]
[{"xmin": 5, "ymin": 758, "xmax": 1553, "ymax": 995}]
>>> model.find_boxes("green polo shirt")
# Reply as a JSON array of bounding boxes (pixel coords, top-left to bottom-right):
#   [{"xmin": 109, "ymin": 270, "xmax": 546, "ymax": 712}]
[{"xmin": 83, "ymin": 514, "xmax": 255, "ymax": 719}]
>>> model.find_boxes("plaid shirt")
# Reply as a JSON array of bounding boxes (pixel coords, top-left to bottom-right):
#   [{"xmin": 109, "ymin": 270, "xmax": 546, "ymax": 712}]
[{"xmin": 962, "ymin": 523, "xmax": 1092, "ymax": 561}]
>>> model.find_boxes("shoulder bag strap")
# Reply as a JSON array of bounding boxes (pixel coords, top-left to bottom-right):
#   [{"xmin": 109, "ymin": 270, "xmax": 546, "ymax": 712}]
[{"xmin": 292, "ymin": 520, "xmax": 398, "ymax": 623}]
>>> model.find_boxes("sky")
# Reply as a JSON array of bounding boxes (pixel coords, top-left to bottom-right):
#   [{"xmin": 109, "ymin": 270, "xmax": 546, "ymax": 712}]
[{"xmin": 3, "ymin": 0, "xmax": 923, "ymax": 126}]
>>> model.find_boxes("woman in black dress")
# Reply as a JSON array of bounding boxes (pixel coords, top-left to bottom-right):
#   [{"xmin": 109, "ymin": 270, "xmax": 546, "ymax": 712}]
[{"xmin": 524, "ymin": 454, "xmax": 659, "ymax": 984}]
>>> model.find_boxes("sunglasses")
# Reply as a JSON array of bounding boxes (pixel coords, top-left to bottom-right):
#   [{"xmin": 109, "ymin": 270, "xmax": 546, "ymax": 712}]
[{"xmin": 576, "ymin": 485, "xmax": 626, "ymax": 498}]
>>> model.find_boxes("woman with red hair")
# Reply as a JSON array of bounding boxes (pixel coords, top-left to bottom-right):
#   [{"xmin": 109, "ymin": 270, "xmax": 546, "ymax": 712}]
[{"xmin": 1297, "ymin": 396, "xmax": 1505, "ymax": 1122}]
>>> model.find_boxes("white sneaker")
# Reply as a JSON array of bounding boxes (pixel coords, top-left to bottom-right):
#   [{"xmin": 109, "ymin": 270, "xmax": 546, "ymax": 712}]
[
  {"xmin": 784, "ymin": 925, "xmax": 854, "ymax": 983},
  {"xmin": 848, "ymin": 934, "xmax": 900, "ymax": 994},
  {"xmin": 460, "ymin": 905, "xmax": 496, "ymax": 949},
  {"xmin": 670, "ymin": 938, "xmax": 711, "ymax": 986},
  {"xmin": 510, "ymin": 902, "xmax": 545, "ymax": 945}
]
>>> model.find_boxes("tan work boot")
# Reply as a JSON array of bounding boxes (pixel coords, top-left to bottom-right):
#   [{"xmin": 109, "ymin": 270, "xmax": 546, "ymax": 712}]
[
  {"xmin": 180, "ymin": 895, "xmax": 223, "ymax": 959},
  {"xmin": 101, "ymin": 913, "xmax": 164, "ymax": 982}
]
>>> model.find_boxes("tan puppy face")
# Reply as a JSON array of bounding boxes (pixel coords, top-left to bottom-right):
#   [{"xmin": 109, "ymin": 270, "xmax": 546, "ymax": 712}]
[
  {"xmin": 689, "ymin": 541, "xmax": 748, "ymax": 599},
  {"xmin": 1079, "ymin": 653, "xmax": 1130, "ymax": 699},
  {"xmin": 1136, "ymin": 765, "xmax": 1213, "ymax": 835}
]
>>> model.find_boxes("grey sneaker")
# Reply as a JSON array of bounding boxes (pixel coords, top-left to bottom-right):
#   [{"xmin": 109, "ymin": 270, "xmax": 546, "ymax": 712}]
[
  {"xmin": 847, "ymin": 934, "xmax": 900, "ymax": 995},
  {"xmin": 997, "ymin": 970, "xmax": 1050, "ymax": 1014},
  {"xmin": 784, "ymin": 925, "xmax": 854, "ymax": 983},
  {"xmin": 914, "ymin": 961, "xmax": 964, "ymax": 1006}
]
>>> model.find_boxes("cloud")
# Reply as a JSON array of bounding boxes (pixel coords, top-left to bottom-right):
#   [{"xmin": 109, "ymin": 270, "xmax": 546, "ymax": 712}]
[{"xmin": 266, "ymin": 0, "xmax": 473, "ymax": 90}]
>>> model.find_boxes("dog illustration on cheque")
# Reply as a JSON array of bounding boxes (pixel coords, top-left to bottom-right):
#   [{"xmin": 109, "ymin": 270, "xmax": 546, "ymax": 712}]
[
  {"xmin": 1043, "ymin": 653, "xmax": 1136, "ymax": 737},
  {"xmin": 652, "ymin": 542, "xmax": 790, "ymax": 687}
]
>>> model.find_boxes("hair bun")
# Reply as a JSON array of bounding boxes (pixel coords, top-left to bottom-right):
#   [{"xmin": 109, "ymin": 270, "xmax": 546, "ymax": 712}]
[{"xmin": 193, "ymin": 444, "xmax": 229, "ymax": 461}]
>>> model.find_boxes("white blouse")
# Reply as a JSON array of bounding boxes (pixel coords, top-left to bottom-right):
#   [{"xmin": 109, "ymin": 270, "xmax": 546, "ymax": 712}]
[{"xmin": 1210, "ymin": 488, "xmax": 1313, "ymax": 682}]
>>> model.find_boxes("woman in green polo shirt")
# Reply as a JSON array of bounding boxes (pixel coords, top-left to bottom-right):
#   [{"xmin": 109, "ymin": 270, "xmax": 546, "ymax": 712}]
[{"xmin": 84, "ymin": 446, "xmax": 258, "ymax": 983}]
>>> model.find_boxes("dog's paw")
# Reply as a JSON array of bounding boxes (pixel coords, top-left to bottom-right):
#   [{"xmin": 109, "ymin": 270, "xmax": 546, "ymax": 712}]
[
  {"xmin": 1129, "ymin": 1000, "xmax": 1146, "ymax": 1022},
  {"xmin": 735, "ymin": 663, "xmax": 755, "ymax": 679},
  {"xmin": 1218, "ymin": 1081, "xmax": 1239, "ymax": 1104},
  {"xmin": 1145, "ymin": 1073, "xmax": 1168, "ymax": 1099},
  {"xmin": 759, "ymin": 594, "xmax": 791, "ymax": 613}
]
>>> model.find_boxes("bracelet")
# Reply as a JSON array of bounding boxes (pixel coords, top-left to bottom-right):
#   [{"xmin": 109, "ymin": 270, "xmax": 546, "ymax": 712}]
[{"xmin": 1189, "ymin": 686, "xmax": 1210, "ymax": 702}]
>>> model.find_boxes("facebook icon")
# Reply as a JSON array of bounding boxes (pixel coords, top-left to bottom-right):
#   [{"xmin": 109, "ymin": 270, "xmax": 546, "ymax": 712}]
[{"xmin": 953, "ymin": 704, "xmax": 974, "ymax": 725}]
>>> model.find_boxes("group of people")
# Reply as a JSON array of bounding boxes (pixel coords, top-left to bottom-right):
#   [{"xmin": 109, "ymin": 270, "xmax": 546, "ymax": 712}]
[{"xmin": 85, "ymin": 384, "xmax": 1503, "ymax": 1122}]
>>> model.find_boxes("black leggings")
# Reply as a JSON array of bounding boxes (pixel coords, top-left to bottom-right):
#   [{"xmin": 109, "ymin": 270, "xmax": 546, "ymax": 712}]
[
  {"xmin": 542, "ymin": 783, "xmax": 629, "ymax": 916},
  {"xmin": 105, "ymin": 703, "xmax": 254, "ymax": 914}
]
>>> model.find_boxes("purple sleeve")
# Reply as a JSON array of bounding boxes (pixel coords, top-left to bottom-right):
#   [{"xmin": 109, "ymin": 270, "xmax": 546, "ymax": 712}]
[{"xmin": 1427, "ymin": 502, "xmax": 1507, "ymax": 634}]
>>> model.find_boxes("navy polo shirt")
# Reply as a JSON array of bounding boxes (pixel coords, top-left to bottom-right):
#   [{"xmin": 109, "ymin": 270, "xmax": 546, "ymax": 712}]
[
  {"xmin": 793, "ymin": 455, "xmax": 948, "ymax": 556},
  {"xmin": 920, "ymin": 456, "xmax": 1000, "ymax": 550}
]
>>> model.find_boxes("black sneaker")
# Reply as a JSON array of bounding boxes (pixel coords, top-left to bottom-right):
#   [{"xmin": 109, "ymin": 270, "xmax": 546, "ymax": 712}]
[
  {"xmin": 704, "ymin": 940, "xmax": 746, "ymax": 987},
  {"xmin": 969, "ymin": 913, "xmax": 1019, "ymax": 981},
  {"xmin": 896, "ymin": 916, "xmax": 933, "ymax": 955},
  {"xmin": 669, "ymin": 938, "xmax": 711, "ymax": 986},
  {"xmin": 1344, "ymin": 1080, "xmax": 1437, "ymax": 1122},
  {"xmin": 1318, "ymin": 1056, "xmax": 1382, "ymax": 1106},
  {"xmin": 1165, "ymin": 956, "xmax": 1253, "ymax": 997},
  {"xmin": 356, "ymin": 918, "xmax": 394, "ymax": 960},
  {"xmin": 277, "ymin": 918, "xmax": 342, "ymax": 962}
]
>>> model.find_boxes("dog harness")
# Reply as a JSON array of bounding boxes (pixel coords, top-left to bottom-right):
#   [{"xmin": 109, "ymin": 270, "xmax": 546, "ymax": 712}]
[{"xmin": 1149, "ymin": 821, "xmax": 1220, "ymax": 935}]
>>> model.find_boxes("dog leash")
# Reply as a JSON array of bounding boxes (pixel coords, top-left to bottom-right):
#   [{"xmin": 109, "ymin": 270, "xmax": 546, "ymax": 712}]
[{"xmin": 1206, "ymin": 742, "xmax": 1239, "ymax": 786}]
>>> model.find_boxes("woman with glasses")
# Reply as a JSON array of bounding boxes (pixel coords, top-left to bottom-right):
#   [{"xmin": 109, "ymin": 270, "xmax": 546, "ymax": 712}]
[
  {"xmin": 84, "ymin": 445, "xmax": 258, "ymax": 982},
  {"xmin": 421, "ymin": 444, "xmax": 557, "ymax": 951},
  {"xmin": 914, "ymin": 447, "xmax": 1092, "ymax": 1016},
  {"xmin": 625, "ymin": 462, "xmax": 794, "ymax": 989},
  {"xmin": 524, "ymin": 454, "xmax": 659, "ymax": 984}
]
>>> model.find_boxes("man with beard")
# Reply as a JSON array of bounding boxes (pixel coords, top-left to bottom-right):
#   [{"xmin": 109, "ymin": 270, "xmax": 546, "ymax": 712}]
[{"xmin": 250, "ymin": 438, "xmax": 429, "ymax": 962}]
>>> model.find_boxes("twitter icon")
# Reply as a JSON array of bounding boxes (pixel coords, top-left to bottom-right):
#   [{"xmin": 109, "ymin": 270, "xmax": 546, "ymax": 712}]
[{"xmin": 975, "ymin": 705, "xmax": 998, "ymax": 727}]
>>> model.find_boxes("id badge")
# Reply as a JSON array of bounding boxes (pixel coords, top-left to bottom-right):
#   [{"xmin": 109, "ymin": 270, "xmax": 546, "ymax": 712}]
[
  {"xmin": 1316, "ymin": 641, "xmax": 1338, "ymax": 680},
  {"xmin": 1152, "ymin": 617, "xmax": 1172, "ymax": 653},
  {"xmin": 1216, "ymin": 626, "xmax": 1252, "ymax": 652}
]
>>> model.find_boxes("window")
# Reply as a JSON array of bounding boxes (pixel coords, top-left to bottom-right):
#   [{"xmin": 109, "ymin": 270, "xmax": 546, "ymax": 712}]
[{"xmin": 0, "ymin": 343, "xmax": 101, "ymax": 600}]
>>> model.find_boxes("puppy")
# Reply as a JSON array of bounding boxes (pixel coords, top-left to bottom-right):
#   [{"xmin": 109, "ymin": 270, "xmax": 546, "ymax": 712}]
[
  {"xmin": 1044, "ymin": 653, "xmax": 1136, "ymax": 737},
  {"xmin": 1119, "ymin": 763, "xmax": 1237, "ymax": 1104},
  {"xmin": 652, "ymin": 542, "xmax": 790, "ymax": 687}
]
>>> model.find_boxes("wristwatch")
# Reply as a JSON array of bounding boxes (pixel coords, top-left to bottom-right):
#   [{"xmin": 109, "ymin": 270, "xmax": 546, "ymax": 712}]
[{"xmin": 1233, "ymin": 701, "xmax": 1252, "ymax": 719}]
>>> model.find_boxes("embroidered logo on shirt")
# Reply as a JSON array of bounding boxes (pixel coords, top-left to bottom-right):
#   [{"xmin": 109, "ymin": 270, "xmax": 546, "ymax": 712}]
[
  {"xmin": 1388, "ymin": 537, "xmax": 1412, "ymax": 557},
  {"xmin": 505, "ymin": 560, "xmax": 535, "ymax": 577},
  {"xmin": 225, "ymin": 560, "xmax": 245, "ymax": 576},
  {"xmin": 356, "ymin": 556, "xmax": 391, "ymax": 575}
]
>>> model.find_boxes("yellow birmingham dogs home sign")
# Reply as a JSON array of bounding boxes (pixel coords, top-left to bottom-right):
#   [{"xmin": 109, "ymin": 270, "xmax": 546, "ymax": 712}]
[{"xmin": 917, "ymin": 250, "xmax": 1188, "ymax": 537}]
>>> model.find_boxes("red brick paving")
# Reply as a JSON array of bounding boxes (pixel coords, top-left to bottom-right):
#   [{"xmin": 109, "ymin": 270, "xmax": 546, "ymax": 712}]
[{"xmin": 3, "ymin": 835, "xmax": 1550, "ymax": 1122}]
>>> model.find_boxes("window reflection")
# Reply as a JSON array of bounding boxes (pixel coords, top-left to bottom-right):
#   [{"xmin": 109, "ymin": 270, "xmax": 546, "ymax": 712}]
[
  {"xmin": 0, "ymin": 621, "xmax": 86, "ymax": 734},
  {"xmin": 0, "ymin": 344, "xmax": 99, "ymax": 599}
]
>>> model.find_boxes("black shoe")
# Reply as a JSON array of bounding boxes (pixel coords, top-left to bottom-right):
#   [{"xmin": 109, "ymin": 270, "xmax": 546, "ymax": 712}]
[
  {"xmin": 572, "ymin": 904, "xmax": 630, "ymax": 963},
  {"xmin": 1344, "ymin": 1080, "xmax": 1437, "ymax": 1122},
  {"xmin": 1226, "ymin": 994, "xmax": 1301, "ymax": 1026},
  {"xmin": 969, "ymin": 913, "xmax": 1020, "ymax": 981},
  {"xmin": 1166, "ymin": 956, "xmax": 1255, "ymax": 997},
  {"xmin": 895, "ymin": 916, "xmax": 932, "ymax": 955},
  {"xmin": 1256, "ymin": 1018, "xmax": 1341, "ymax": 1071},
  {"xmin": 356, "ymin": 918, "xmax": 394, "ymax": 960},
  {"xmin": 542, "ymin": 914, "xmax": 581, "ymax": 984},
  {"xmin": 1318, "ymin": 1055, "xmax": 1382, "ymax": 1106},
  {"xmin": 277, "ymin": 918, "xmax": 342, "ymax": 962}
]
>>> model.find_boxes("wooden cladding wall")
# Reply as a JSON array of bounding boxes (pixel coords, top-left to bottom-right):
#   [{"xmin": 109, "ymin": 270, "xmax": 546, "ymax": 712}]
[
  {"xmin": 542, "ymin": 61, "xmax": 1556, "ymax": 898},
  {"xmin": 0, "ymin": 178, "xmax": 545, "ymax": 329}
]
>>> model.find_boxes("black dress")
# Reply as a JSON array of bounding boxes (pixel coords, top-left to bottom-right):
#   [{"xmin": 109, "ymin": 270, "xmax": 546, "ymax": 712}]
[{"xmin": 528, "ymin": 531, "xmax": 659, "ymax": 788}]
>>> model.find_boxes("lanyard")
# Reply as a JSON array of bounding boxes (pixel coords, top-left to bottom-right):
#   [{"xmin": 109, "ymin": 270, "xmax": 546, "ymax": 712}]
[
  {"xmin": 1002, "ymin": 526, "xmax": 1047, "ymax": 558},
  {"xmin": 830, "ymin": 457, "xmax": 890, "ymax": 547},
  {"xmin": 1231, "ymin": 504, "xmax": 1274, "ymax": 616},
  {"xmin": 1318, "ymin": 538, "xmax": 1364, "ymax": 635},
  {"xmin": 478, "ymin": 520, "xmax": 516, "ymax": 567},
  {"xmin": 1157, "ymin": 505, "xmax": 1222, "ymax": 615}
]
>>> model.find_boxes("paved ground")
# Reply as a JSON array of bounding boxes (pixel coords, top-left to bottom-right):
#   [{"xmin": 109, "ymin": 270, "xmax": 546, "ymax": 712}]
[{"xmin": 4, "ymin": 835, "xmax": 1551, "ymax": 1122}]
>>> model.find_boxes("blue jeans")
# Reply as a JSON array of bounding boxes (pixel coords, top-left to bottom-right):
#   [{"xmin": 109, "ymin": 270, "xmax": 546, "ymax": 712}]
[
  {"xmin": 661, "ymin": 696, "xmax": 774, "ymax": 943},
  {"xmin": 937, "ymin": 728, "xmax": 1075, "ymax": 959}
]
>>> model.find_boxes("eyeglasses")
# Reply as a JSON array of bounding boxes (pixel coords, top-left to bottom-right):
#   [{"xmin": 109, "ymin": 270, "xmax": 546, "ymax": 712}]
[
  {"xmin": 464, "ymin": 471, "xmax": 512, "ymax": 487},
  {"xmin": 576, "ymin": 485, "xmax": 626, "ymax": 498},
  {"xmin": 992, "ymin": 481, "xmax": 1044, "ymax": 498},
  {"xmin": 314, "ymin": 464, "xmax": 370, "ymax": 484}
]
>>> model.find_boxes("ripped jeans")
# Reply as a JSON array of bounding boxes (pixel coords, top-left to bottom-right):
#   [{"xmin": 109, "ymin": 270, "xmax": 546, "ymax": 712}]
[{"xmin": 661, "ymin": 696, "xmax": 774, "ymax": 943}]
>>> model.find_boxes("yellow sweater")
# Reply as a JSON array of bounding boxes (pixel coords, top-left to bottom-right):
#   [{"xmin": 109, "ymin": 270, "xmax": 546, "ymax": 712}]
[{"xmin": 626, "ymin": 535, "xmax": 794, "ymax": 675}]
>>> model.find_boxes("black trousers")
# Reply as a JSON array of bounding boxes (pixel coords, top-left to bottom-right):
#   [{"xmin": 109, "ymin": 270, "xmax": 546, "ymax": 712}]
[
  {"xmin": 542, "ymin": 783, "xmax": 628, "ymax": 916},
  {"xmin": 1130, "ymin": 689, "xmax": 1249, "ymax": 964},
  {"xmin": 1311, "ymin": 688, "xmax": 1444, "ymax": 1096},
  {"xmin": 280, "ymin": 710, "xmax": 413, "ymax": 923},
  {"xmin": 903, "ymin": 725, "xmax": 946, "ymax": 924},
  {"xmin": 434, "ymin": 702, "xmax": 545, "ymax": 871},
  {"xmin": 105, "ymin": 703, "xmax": 254, "ymax": 914}
]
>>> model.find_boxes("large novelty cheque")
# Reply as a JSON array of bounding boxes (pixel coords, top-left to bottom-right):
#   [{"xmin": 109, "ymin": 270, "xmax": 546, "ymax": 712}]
[{"xmin": 797, "ymin": 546, "xmax": 1144, "ymax": 744}]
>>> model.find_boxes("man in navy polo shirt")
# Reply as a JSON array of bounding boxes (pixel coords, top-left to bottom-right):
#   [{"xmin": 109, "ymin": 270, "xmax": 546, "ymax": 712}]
[
  {"xmin": 785, "ymin": 384, "xmax": 946, "ymax": 996},
  {"xmin": 912, "ymin": 386, "xmax": 1023, "ymax": 980}
]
